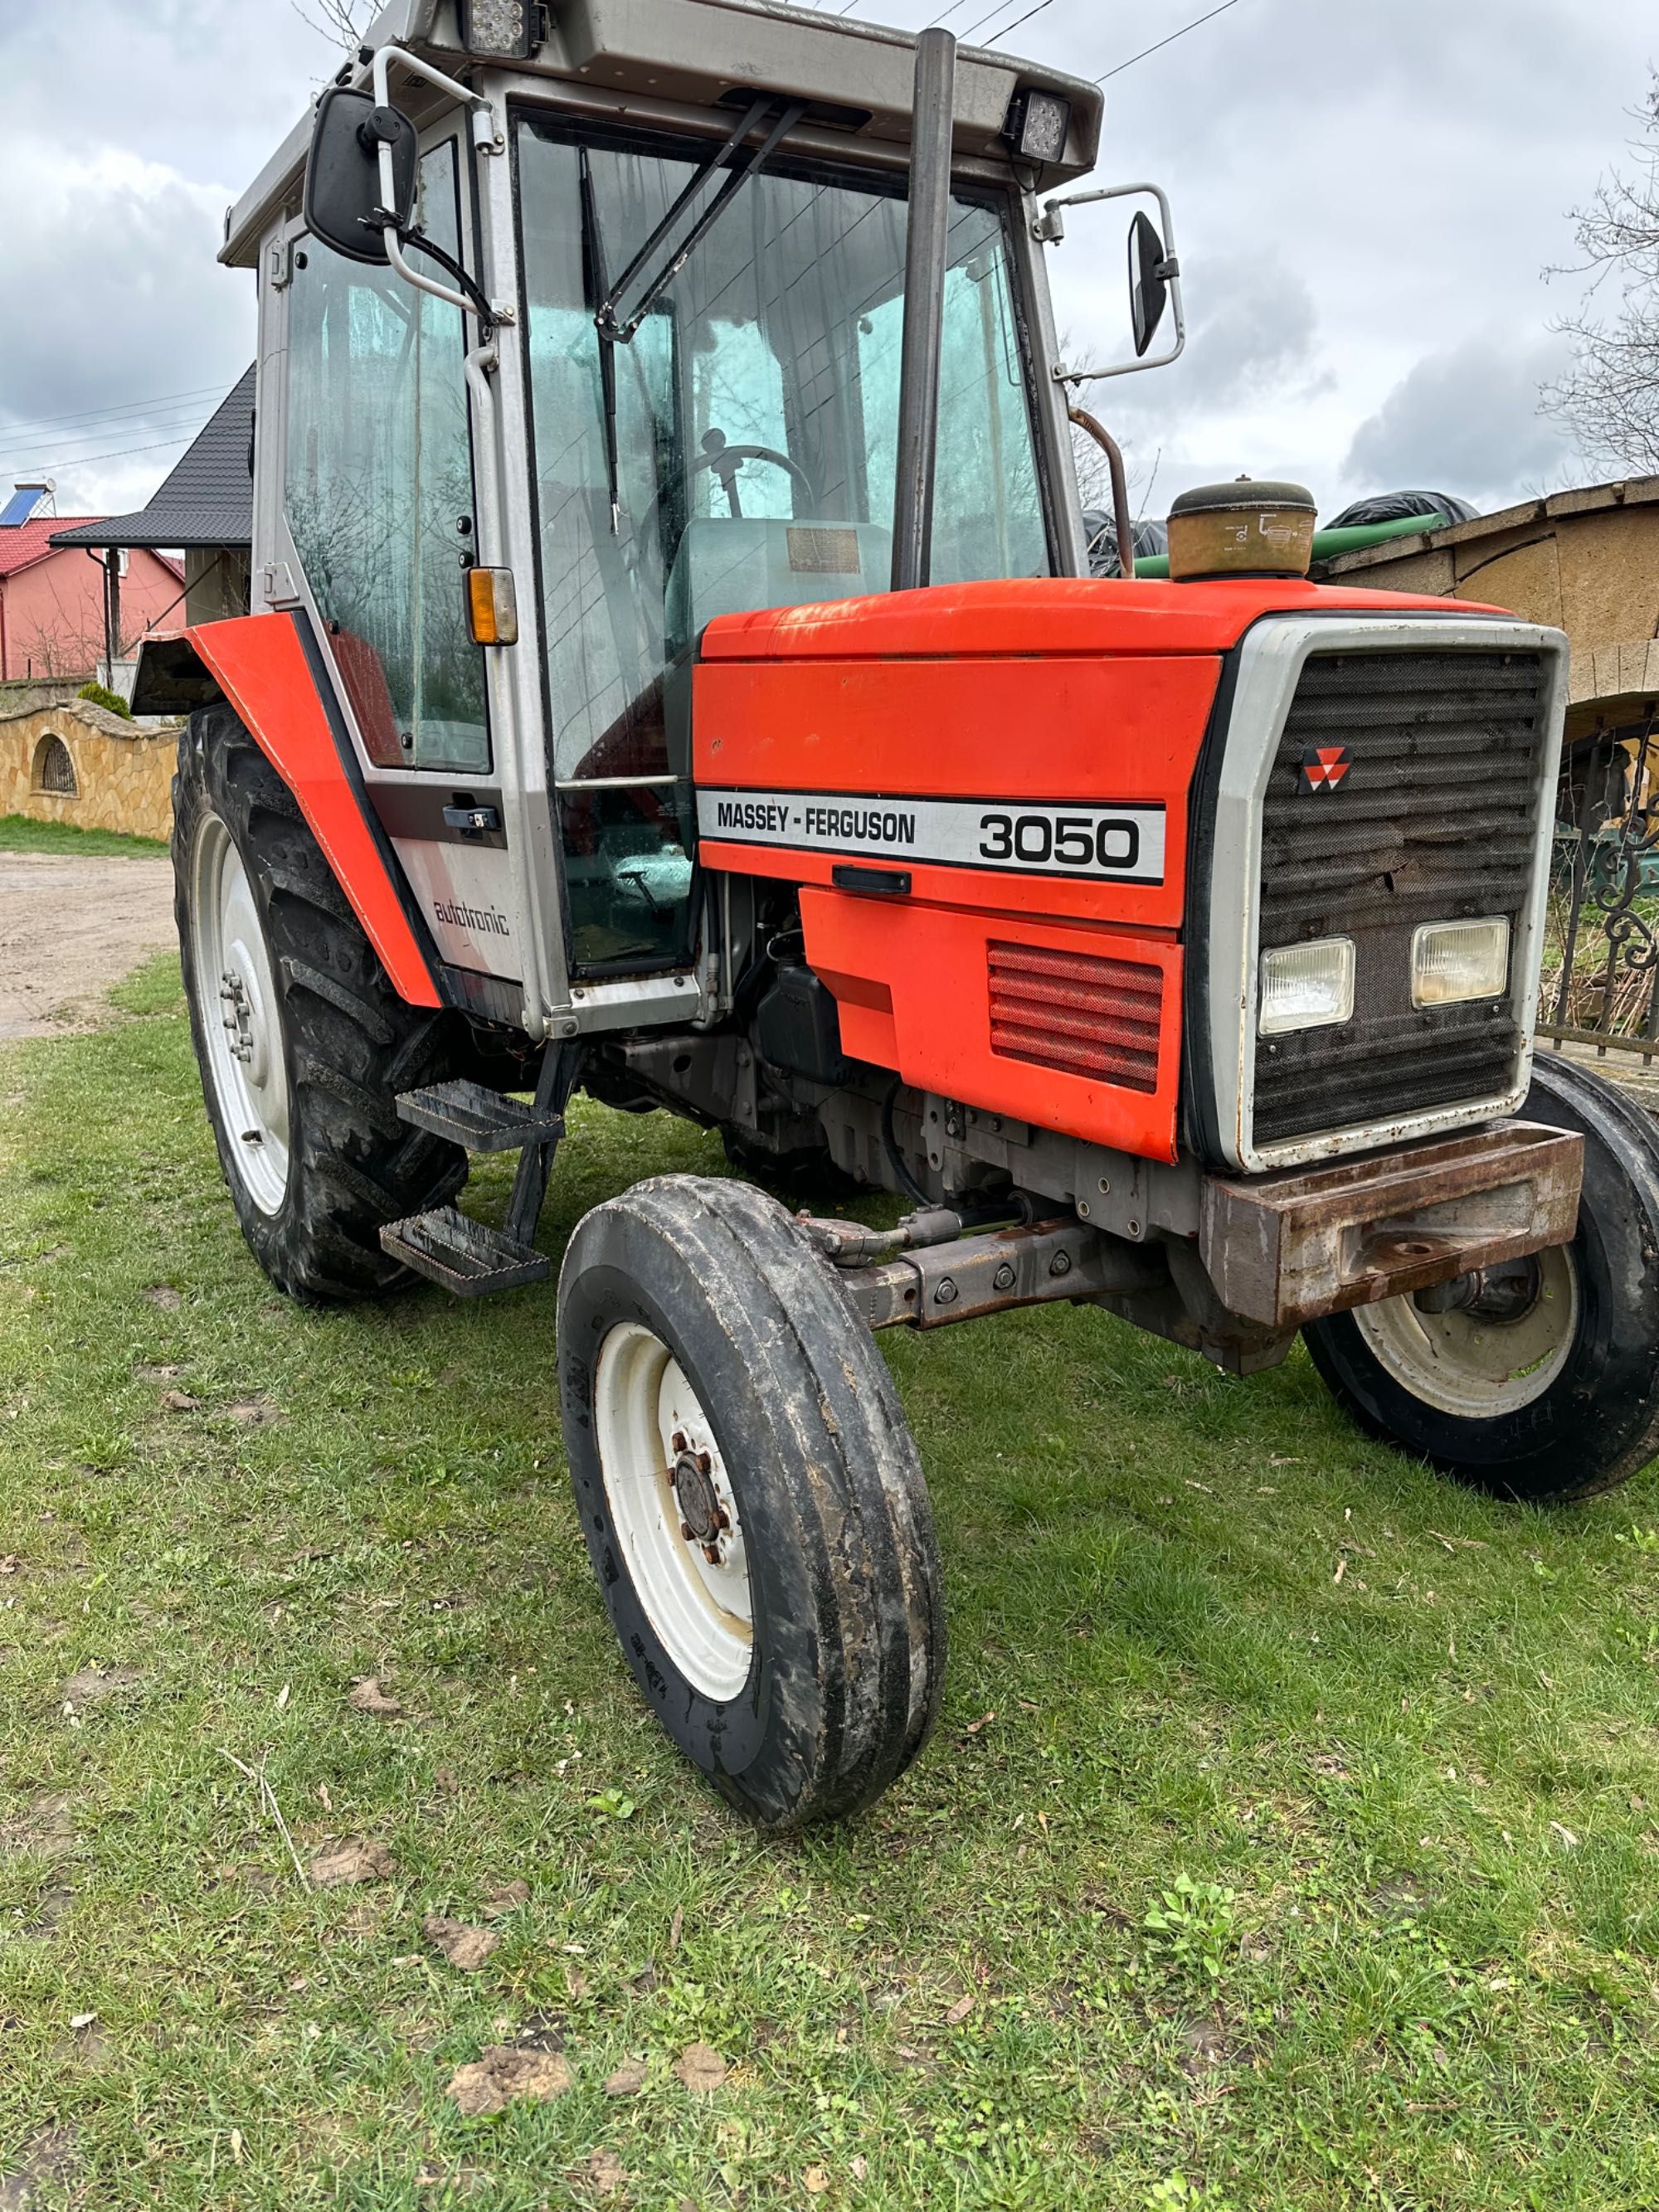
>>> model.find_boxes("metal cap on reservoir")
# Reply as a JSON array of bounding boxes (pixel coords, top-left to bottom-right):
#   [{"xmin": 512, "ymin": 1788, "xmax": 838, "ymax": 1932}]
[{"xmin": 1166, "ymin": 478, "xmax": 1317, "ymax": 581}]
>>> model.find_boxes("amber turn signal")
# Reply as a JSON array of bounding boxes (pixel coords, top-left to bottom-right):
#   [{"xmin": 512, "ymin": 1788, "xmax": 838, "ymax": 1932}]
[{"xmin": 466, "ymin": 566, "xmax": 519, "ymax": 646}]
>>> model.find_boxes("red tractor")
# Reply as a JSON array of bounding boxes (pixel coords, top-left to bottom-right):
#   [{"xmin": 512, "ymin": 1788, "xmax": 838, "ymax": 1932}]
[{"xmin": 135, "ymin": 0, "xmax": 1659, "ymax": 1828}]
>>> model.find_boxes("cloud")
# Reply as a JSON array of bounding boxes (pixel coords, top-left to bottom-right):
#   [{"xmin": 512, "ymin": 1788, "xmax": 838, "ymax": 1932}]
[
  {"xmin": 0, "ymin": 139, "xmax": 252, "ymax": 515},
  {"xmin": 1341, "ymin": 334, "xmax": 1582, "ymax": 512},
  {"xmin": 1059, "ymin": 242, "xmax": 1323, "ymax": 408},
  {"xmin": 1165, "ymin": 248, "xmax": 1327, "ymax": 412}
]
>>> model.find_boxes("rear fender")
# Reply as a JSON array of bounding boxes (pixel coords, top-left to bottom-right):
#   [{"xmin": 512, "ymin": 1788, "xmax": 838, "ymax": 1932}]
[{"xmin": 136, "ymin": 612, "xmax": 441, "ymax": 1009}]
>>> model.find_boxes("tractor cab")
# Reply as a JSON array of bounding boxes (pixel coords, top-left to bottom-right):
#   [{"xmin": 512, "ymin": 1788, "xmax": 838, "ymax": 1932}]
[{"xmin": 207, "ymin": 0, "xmax": 1151, "ymax": 1037}]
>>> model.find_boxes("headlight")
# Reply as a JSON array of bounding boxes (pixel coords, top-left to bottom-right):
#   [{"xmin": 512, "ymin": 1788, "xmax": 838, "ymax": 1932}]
[
  {"xmin": 1412, "ymin": 916, "xmax": 1510, "ymax": 1008},
  {"xmin": 1258, "ymin": 936, "xmax": 1355, "ymax": 1035}
]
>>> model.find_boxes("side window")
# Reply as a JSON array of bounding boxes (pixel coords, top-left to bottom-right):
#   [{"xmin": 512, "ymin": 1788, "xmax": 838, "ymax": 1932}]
[
  {"xmin": 858, "ymin": 242, "xmax": 1047, "ymax": 586},
  {"xmin": 284, "ymin": 141, "xmax": 487, "ymax": 773}
]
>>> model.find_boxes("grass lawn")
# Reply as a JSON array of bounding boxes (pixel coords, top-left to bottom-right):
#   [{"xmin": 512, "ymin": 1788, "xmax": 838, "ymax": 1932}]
[
  {"xmin": 4, "ymin": 956, "xmax": 1659, "ymax": 2209},
  {"xmin": 0, "ymin": 814, "xmax": 169, "ymax": 860}
]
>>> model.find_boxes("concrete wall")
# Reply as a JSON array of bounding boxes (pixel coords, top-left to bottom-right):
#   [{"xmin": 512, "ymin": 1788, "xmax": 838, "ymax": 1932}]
[
  {"xmin": 0, "ymin": 700, "xmax": 178, "ymax": 842},
  {"xmin": 0, "ymin": 547, "xmax": 182, "ymax": 683}
]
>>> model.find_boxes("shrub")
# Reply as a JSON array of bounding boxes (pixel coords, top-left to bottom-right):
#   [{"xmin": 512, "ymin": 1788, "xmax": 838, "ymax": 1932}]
[{"xmin": 76, "ymin": 679, "xmax": 132, "ymax": 719}]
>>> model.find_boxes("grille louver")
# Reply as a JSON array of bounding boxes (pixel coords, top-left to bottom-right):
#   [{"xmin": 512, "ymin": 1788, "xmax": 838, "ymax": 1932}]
[
  {"xmin": 1253, "ymin": 649, "xmax": 1547, "ymax": 1146},
  {"xmin": 990, "ymin": 942, "xmax": 1162, "ymax": 1092}
]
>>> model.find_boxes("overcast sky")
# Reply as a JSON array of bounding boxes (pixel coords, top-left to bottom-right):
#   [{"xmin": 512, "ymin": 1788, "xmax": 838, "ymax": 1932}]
[{"xmin": 0, "ymin": 0, "xmax": 1652, "ymax": 530}]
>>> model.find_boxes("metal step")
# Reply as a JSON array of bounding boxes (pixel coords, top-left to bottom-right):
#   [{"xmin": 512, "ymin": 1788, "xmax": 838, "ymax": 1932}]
[
  {"xmin": 395, "ymin": 1078, "xmax": 566, "ymax": 1153},
  {"xmin": 380, "ymin": 1205, "xmax": 550, "ymax": 1297}
]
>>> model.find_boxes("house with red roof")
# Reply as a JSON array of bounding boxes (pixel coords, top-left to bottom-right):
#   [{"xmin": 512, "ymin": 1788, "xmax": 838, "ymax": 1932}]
[{"xmin": 0, "ymin": 485, "xmax": 183, "ymax": 683}]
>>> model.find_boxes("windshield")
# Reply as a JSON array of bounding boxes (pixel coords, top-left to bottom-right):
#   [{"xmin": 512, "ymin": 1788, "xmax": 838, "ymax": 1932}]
[
  {"xmin": 517, "ymin": 117, "xmax": 1050, "ymax": 788},
  {"xmin": 513, "ymin": 115, "xmax": 1050, "ymax": 975}
]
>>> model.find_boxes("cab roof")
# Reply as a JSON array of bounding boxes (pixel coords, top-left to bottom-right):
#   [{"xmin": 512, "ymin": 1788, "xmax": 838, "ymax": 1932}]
[{"xmin": 221, "ymin": 0, "xmax": 1102, "ymax": 267}]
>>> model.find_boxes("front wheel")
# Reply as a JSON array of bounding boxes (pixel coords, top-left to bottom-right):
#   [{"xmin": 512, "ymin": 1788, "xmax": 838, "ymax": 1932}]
[
  {"xmin": 1305, "ymin": 1054, "xmax": 1659, "ymax": 1501},
  {"xmin": 557, "ymin": 1175, "xmax": 944, "ymax": 1827}
]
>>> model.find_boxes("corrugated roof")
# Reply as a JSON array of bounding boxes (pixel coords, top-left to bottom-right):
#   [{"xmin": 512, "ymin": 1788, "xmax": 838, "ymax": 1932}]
[
  {"xmin": 0, "ymin": 515, "xmax": 106, "ymax": 580},
  {"xmin": 51, "ymin": 367, "xmax": 255, "ymax": 552}
]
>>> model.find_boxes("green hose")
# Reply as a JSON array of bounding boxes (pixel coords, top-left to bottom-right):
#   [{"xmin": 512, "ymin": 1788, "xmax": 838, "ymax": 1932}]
[{"xmin": 1131, "ymin": 509, "xmax": 1446, "ymax": 581}]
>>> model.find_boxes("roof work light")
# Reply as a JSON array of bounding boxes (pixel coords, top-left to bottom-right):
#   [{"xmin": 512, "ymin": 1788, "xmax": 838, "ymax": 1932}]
[
  {"xmin": 458, "ymin": 0, "xmax": 538, "ymax": 60},
  {"xmin": 1003, "ymin": 88, "xmax": 1072, "ymax": 166}
]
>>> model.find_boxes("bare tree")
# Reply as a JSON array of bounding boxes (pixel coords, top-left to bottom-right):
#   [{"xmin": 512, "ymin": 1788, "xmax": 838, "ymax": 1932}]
[
  {"xmin": 1543, "ymin": 72, "xmax": 1659, "ymax": 475},
  {"xmin": 289, "ymin": 0, "xmax": 373, "ymax": 55},
  {"xmin": 12, "ymin": 606, "xmax": 103, "ymax": 682}
]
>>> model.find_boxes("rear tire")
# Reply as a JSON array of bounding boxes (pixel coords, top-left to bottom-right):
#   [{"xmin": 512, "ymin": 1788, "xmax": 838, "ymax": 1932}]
[
  {"xmin": 173, "ymin": 703, "xmax": 465, "ymax": 1303},
  {"xmin": 557, "ymin": 1174, "xmax": 944, "ymax": 1827},
  {"xmin": 1304, "ymin": 1054, "xmax": 1659, "ymax": 1501}
]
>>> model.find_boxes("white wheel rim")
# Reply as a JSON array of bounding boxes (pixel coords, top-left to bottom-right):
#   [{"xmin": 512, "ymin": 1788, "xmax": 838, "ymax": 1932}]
[
  {"xmin": 190, "ymin": 811, "xmax": 291, "ymax": 1217},
  {"xmin": 593, "ymin": 1321, "xmax": 754, "ymax": 1701},
  {"xmin": 1351, "ymin": 1244, "xmax": 1580, "ymax": 1420}
]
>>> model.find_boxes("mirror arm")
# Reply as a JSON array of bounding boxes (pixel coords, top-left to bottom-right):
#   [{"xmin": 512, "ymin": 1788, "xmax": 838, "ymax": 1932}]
[
  {"xmin": 367, "ymin": 44, "xmax": 502, "ymax": 322},
  {"xmin": 381, "ymin": 221, "xmax": 498, "ymax": 332},
  {"xmin": 1036, "ymin": 179, "xmax": 1188, "ymax": 386}
]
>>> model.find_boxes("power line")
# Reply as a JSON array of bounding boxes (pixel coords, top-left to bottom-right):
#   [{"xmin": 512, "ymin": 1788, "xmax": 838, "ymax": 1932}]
[
  {"xmin": 4, "ymin": 401, "xmax": 218, "ymax": 450},
  {"xmin": 0, "ymin": 411, "xmax": 215, "ymax": 474},
  {"xmin": 0, "ymin": 382, "xmax": 228, "ymax": 442},
  {"xmin": 960, "ymin": 0, "xmax": 1052, "ymax": 44},
  {"xmin": 0, "ymin": 431, "xmax": 201, "ymax": 480},
  {"xmin": 1096, "ymin": 0, "xmax": 1243, "ymax": 83}
]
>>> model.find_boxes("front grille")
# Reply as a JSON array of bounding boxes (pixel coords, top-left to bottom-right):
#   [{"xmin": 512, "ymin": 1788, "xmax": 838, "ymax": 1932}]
[
  {"xmin": 990, "ymin": 941, "xmax": 1162, "ymax": 1091},
  {"xmin": 1252, "ymin": 649, "xmax": 1549, "ymax": 1146}
]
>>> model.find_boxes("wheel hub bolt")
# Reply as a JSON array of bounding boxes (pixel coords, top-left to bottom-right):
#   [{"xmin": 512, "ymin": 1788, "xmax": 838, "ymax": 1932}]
[
  {"xmin": 670, "ymin": 1449, "xmax": 725, "ymax": 1548},
  {"xmin": 220, "ymin": 970, "xmax": 255, "ymax": 1064}
]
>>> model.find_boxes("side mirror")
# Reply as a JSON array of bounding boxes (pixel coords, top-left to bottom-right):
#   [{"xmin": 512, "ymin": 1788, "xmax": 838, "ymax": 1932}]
[
  {"xmin": 1041, "ymin": 181, "xmax": 1185, "ymax": 386},
  {"xmin": 1129, "ymin": 209, "xmax": 1170, "ymax": 359},
  {"xmin": 303, "ymin": 85, "xmax": 417, "ymax": 266}
]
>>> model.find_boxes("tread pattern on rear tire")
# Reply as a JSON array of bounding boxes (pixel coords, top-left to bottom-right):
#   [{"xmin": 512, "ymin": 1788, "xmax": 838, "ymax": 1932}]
[{"xmin": 173, "ymin": 702, "xmax": 466, "ymax": 1303}]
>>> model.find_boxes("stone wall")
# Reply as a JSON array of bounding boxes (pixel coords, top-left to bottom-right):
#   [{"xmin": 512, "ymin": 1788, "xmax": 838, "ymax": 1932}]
[{"xmin": 0, "ymin": 700, "xmax": 178, "ymax": 843}]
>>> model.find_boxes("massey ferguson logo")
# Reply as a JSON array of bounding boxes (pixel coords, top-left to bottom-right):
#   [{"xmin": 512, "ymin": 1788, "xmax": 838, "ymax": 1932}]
[{"xmin": 1301, "ymin": 743, "xmax": 1353, "ymax": 792}]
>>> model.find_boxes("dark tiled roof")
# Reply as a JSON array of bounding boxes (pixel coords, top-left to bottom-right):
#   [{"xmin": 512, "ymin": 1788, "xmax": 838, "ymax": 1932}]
[{"xmin": 51, "ymin": 367, "xmax": 255, "ymax": 551}]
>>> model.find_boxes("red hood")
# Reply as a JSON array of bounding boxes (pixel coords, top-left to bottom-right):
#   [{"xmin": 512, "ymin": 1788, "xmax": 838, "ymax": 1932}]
[{"xmin": 698, "ymin": 574, "xmax": 1505, "ymax": 663}]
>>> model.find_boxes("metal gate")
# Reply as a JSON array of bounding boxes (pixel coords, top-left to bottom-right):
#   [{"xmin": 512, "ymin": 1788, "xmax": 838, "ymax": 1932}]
[{"xmin": 1542, "ymin": 718, "xmax": 1659, "ymax": 1078}]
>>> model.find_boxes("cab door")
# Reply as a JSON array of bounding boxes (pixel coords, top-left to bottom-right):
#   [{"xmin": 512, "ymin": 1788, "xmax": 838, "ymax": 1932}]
[{"xmin": 267, "ymin": 124, "xmax": 523, "ymax": 1012}]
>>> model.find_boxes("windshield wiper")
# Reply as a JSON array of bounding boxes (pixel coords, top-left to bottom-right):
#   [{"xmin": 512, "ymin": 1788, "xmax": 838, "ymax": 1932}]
[
  {"xmin": 579, "ymin": 147, "xmax": 623, "ymax": 533},
  {"xmin": 594, "ymin": 95, "xmax": 805, "ymax": 348}
]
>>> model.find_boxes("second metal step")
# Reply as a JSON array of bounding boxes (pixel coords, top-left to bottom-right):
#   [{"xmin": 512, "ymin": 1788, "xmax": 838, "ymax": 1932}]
[{"xmin": 395, "ymin": 1078, "xmax": 565, "ymax": 1153}]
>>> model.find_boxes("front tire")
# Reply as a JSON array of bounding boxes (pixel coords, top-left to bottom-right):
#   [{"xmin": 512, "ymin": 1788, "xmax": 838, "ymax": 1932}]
[
  {"xmin": 557, "ymin": 1175, "xmax": 944, "ymax": 1827},
  {"xmin": 1305, "ymin": 1054, "xmax": 1659, "ymax": 1501},
  {"xmin": 173, "ymin": 704, "xmax": 465, "ymax": 1302}
]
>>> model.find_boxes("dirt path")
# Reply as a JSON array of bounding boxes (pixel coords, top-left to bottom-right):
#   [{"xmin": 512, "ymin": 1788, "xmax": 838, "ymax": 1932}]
[{"xmin": 0, "ymin": 851, "xmax": 178, "ymax": 1043}]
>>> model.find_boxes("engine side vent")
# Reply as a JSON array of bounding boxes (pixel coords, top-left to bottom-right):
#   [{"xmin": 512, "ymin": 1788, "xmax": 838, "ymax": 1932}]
[{"xmin": 989, "ymin": 941, "xmax": 1162, "ymax": 1092}]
